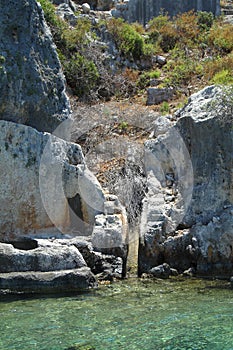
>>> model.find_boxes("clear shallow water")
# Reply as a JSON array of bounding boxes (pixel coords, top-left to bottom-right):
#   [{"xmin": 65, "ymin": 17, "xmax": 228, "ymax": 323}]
[{"xmin": 0, "ymin": 278, "xmax": 233, "ymax": 350}]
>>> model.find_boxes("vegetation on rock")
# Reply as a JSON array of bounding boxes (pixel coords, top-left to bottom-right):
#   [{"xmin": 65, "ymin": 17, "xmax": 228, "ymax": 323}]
[{"xmin": 38, "ymin": 1, "xmax": 233, "ymax": 106}]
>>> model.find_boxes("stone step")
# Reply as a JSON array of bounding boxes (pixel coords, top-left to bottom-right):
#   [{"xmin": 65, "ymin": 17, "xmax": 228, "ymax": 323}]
[{"xmin": 0, "ymin": 267, "xmax": 97, "ymax": 294}]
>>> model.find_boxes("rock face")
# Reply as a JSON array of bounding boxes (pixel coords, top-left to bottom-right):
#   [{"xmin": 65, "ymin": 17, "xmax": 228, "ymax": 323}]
[
  {"xmin": 0, "ymin": 0, "xmax": 71, "ymax": 133},
  {"xmin": 92, "ymin": 194, "xmax": 128, "ymax": 277},
  {"xmin": 139, "ymin": 86, "xmax": 233, "ymax": 277},
  {"xmin": 147, "ymin": 87, "xmax": 173, "ymax": 106},
  {"xmin": 113, "ymin": 0, "xmax": 221, "ymax": 25},
  {"xmin": 0, "ymin": 242, "xmax": 86, "ymax": 273},
  {"xmin": 0, "ymin": 268, "xmax": 96, "ymax": 293},
  {"xmin": 0, "ymin": 120, "xmax": 105, "ymax": 240}
]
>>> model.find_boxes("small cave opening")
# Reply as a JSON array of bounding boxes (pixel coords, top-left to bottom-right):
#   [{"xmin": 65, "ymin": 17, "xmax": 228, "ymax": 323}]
[{"xmin": 67, "ymin": 193, "xmax": 86, "ymax": 235}]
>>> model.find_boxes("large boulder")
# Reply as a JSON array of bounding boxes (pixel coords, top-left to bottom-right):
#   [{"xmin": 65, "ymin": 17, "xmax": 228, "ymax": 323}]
[
  {"xmin": 0, "ymin": 242, "xmax": 86, "ymax": 273},
  {"xmin": 0, "ymin": 0, "xmax": 71, "ymax": 133},
  {"xmin": 0, "ymin": 267, "xmax": 96, "ymax": 293},
  {"xmin": 0, "ymin": 120, "xmax": 105, "ymax": 240},
  {"xmin": 139, "ymin": 86, "xmax": 233, "ymax": 277}
]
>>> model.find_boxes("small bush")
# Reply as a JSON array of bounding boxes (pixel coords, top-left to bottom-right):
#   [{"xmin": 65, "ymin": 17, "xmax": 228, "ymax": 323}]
[
  {"xmin": 197, "ymin": 11, "xmax": 214, "ymax": 31},
  {"xmin": 208, "ymin": 23, "xmax": 233, "ymax": 53},
  {"xmin": 158, "ymin": 22, "xmax": 179, "ymax": 52},
  {"xmin": 148, "ymin": 14, "xmax": 170, "ymax": 31},
  {"xmin": 137, "ymin": 70, "xmax": 161, "ymax": 89},
  {"xmin": 211, "ymin": 69, "xmax": 233, "ymax": 85},
  {"xmin": 160, "ymin": 101, "xmax": 170, "ymax": 115},
  {"xmin": 204, "ymin": 53, "xmax": 233, "ymax": 81},
  {"xmin": 62, "ymin": 54, "xmax": 99, "ymax": 97},
  {"xmin": 175, "ymin": 11, "xmax": 199, "ymax": 43},
  {"xmin": 61, "ymin": 19, "xmax": 92, "ymax": 53},
  {"xmin": 38, "ymin": 0, "xmax": 59, "ymax": 27},
  {"xmin": 164, "ymin": 56, "xmax": 203, "ymax": 87},
  {"xmin": 107, "ymin": 18, "xmax": 144, "ymax": 60}
]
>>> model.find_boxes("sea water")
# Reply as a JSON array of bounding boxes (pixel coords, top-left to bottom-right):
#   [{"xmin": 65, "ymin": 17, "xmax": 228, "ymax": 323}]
[{"xmin": 0, "ymin": 278, "xmax": 233, "ymax": 350}]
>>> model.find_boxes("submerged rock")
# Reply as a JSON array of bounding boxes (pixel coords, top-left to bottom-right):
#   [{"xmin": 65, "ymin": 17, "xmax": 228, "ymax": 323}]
[{"xmin": 149, "ymin": 263, "xmax": 171, "ymax": 279}]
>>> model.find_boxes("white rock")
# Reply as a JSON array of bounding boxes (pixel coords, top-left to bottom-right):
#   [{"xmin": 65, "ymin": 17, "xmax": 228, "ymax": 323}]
[{"xmin": 82, "ymin": 3, "xmax": 91, "ymax": 13}]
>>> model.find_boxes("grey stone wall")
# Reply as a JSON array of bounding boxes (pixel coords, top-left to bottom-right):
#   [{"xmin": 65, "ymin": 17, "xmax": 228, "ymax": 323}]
[{"xmin": 114, "ymin": 0, "xmax": 221, "ymax": 25}]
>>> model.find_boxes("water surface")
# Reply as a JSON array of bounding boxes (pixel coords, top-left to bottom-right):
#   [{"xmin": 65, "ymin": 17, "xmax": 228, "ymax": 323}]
[{"xmin": 0, "ymin": 278, "xmax": 233, "ymax": 350}]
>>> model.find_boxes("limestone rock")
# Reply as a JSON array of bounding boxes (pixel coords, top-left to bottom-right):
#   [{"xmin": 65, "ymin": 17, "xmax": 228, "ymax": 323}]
[
  {"xmin": 149, "ymin": 263, "xmax": 171, "ymax": 279},
  {"xmin": 0, "ymin": 0, "xmax": 71, "ymax": 133},
  {"xmin": 56, "ymin": 3, "xmax": 78, "ymax": 25},
  {"xmin": 59, "ymin": 236, "xmax": 126, "ymax": 279},
  {"xmin": 0, "ymin": 267, "xmax": 97, "ymax": 293},
  {"xmin": 92, "ymin": 194, "xmax": 128, "ymax": 276},
  {"xmin": 0, "ymin": 242, "xmax": 86, "ymax": 272},
  {"xmin": 114, "ymin": 0, "xmax": 221, "ymax": 25},
  {"xmin": 139, "ymin": 85, "xmax": 233, "ymax": 277},
  {"xmin": 0, "ymin": 120, "xmax": 105, "ymax": 240},
  {"xmin": 230, "ymin": 276, "xmax": 233, "ymax": 288},
  {"xmin": 147, "ymin": 87, "xmax": 173, "ymax": 105},
  {"xmin": 97, "ymin": 0, "xmax": 114, "ymax": 11},
  {"xmin": 82, "ymin": 2, "xmax": 91, "ymax": 13},
  {"xmin": 156, "ymin": 55, "xmax": 167, "ymax": 66}
]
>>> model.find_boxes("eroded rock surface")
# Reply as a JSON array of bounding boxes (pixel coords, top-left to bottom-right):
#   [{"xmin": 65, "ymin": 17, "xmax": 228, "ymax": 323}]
[
  {"xmin": 139, "ymin": 86, "xmax": 233, "ymax": 277},
  {"xmin": 0, "ymin": 0, "xmax": 71, "ymax": 133},
  {"xmin": 0, "ymin": 267, "xmax": 96, "ymax": 293},
  {"xmin": 0, "ymin": 120, "xmax": 105, "ymax": 240}
]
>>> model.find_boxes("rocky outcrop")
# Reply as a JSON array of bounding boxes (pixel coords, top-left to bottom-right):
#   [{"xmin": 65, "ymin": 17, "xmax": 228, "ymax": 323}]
[
  {"xmin": 92, "ymin": 194, "xmax": 128, "ymax": 277},
  {"xmin": 0, "ymin": 240, "xmax": 97, "ymax": 293},
  {"xmin": 0, "ymin": 0, "xmax": 71, "ymax": 133},
  {"xmin": 139, "ymin": 86, "xmax": 233, "ymax": 277},
  {"xmin": 0, "ymin": 120, "xmax": 105, "ymax": 240},
  {"xmin": 0, "ymin": 268, "xmax": 96, "ymax": 293},
  {"xmin": 0, "ymin": 236, "xmax": 127, "ymax": 293},
  {"xmin": 0, "ymin": 0, "xmax": 128, "ymax": 293},
  {"xmin": 147, "ymin": 87, "xmax": 173, "ymax": 106},
  {"xmin": 0, "ymin": 242, "xmax": 86, "ymax": 273},
  {"xmin": 113, "ymin": 0, "xmax": 221, "ymax": 25}
]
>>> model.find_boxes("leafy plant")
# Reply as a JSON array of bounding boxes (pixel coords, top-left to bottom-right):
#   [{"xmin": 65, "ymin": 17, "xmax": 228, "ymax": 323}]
[
  {"xmin": 197, "ymin": 11, "xmax": 214, "ymax": 31},
  {"xmin": 208, "ymin": 23, "xmax": 233, "ymax": 53},
  {"xmin": 107, "ymin": 18, "xmax": 144, "ymax": 60},
  {"xmin": 62, "ymin": 53, "xmax": 99, "ymax": 96},
  {"xmin": 137, "ymin": 70, "xmax": 161, "ymax": 89},
  {"xmin": 204, "ymin": 53, "xmax": 233, "ymax": 81},
  {"xmin": 211, "ymin": 69, "xmax": 233, "ymax": 85},
  {"xmin": 160, "ymin": 101, "xmax": 170, "ymax": 114}
]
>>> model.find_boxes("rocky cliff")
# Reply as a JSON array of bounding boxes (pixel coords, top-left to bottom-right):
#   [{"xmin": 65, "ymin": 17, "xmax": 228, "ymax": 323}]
[
  {"xmin": 113, "ymin": 0, "xmax": 221, "ymax": 25},
  {"xmin": 0, "ymin": 0, "xmax": 128, "ymax": 292},
  {"xmin": 139, "ymin": 86, "xmax": 233, "ymax": 277},
  {"xmin": 0, "ymin": 0, "xmax": 71, "ymax": 133}
]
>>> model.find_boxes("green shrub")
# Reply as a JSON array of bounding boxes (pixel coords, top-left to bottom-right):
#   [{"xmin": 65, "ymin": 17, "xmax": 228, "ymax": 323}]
[
  {"xmin": 164, "ymin": 56, "xmax": 203, "ymax": 87},
  {"xmin": 197, "ymin": 11, "xmax": 214, "ymax": 31},
  {"xmin": 158, "ymin": 22, "xmax": 179, "ymax": 52},
  {"xmin": 204, "ymin": 53, "xmax": 233, "ymax": 81},
  {"xmin": 211, "ymin": 69, "xmax": 233, "ymax": 85},
  {"xmin": 137, "ymin": 69, "xmax": 161, "ymax": 89},
  {"xmin": 62, "ymin": 54, "xmax": 99, "ymax": 97},
  {"xmin": 160, "ymin": 101, "xmax": 170, "ymax": 115},
  {"xmin": 107, "ymin": 18, "xmax": 144, "ymax": 60},
  {"xmin": 208, "ymin": 23, "xmax": 233, "ymax": 53},
  {"xmin": 38, "ymin": 0, "xmax": 58, "ymax": 26},
  {"xmin": 148, "ymin": 14, "xmax": 170, "ymax": 31}
]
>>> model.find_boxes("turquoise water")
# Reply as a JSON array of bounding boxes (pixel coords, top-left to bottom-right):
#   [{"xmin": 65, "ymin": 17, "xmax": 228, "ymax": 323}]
[{"xmin": 0, "ymin": 278, "xmax": 233, "ymax": 350}]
